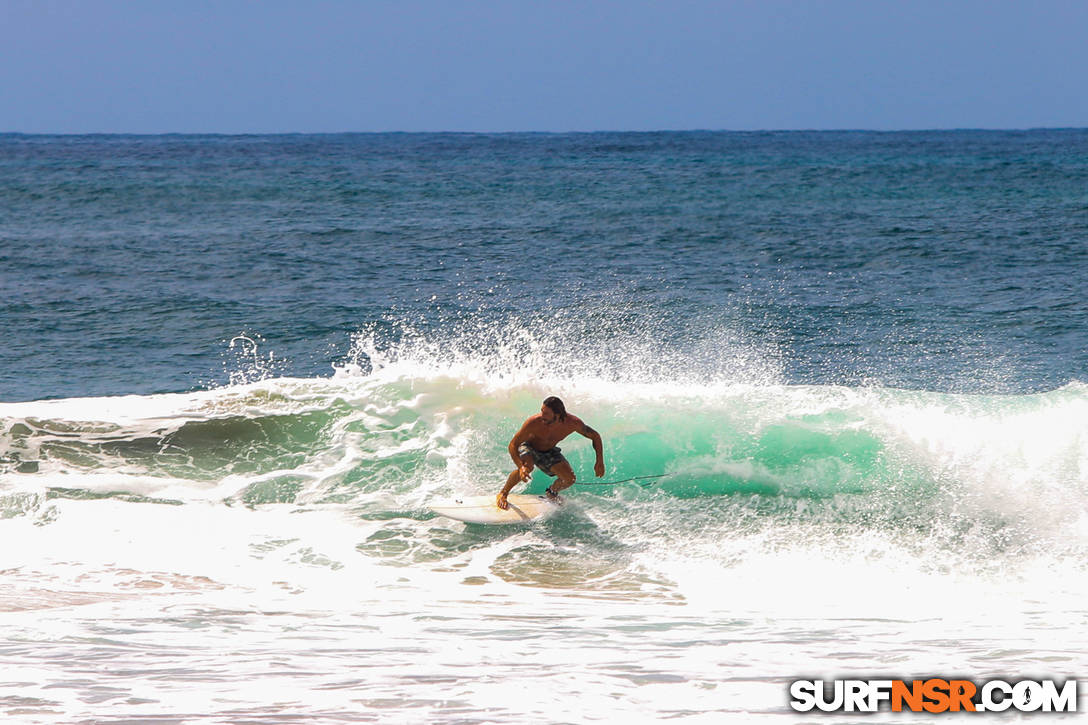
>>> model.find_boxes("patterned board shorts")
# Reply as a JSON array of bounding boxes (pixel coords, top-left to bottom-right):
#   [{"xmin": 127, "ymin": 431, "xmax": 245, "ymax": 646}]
[{"xmin": 518, "ymin": 443, "xmax": 567, "ymax": 477}]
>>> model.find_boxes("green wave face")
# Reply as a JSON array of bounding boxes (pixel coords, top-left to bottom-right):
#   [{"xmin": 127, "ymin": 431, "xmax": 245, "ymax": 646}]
[{"xmin": 3, "ymin": 375, "xmax": 1087, "ymax": 564}]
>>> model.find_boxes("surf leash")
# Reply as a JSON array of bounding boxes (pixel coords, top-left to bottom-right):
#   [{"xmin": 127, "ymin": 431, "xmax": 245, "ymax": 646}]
[{"xmin": 575, "ymin": 474, "xmax": 669, "ymax": 487}]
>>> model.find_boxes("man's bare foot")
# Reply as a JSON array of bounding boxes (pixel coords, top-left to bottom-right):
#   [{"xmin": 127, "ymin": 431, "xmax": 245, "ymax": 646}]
[{"xmin": 496, "ymin": 493, "xmax": 509, "ymax": 510}]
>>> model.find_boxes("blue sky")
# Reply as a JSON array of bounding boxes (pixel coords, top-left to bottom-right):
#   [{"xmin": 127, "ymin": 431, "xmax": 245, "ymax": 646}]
[{"xmin": 2, "ymin": 0, "xmax": 1086, "ymax": 133}]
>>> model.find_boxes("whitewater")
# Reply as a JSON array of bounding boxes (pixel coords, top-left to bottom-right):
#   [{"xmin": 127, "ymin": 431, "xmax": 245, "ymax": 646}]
[
  {"xmin": 2, "ymin": 332, "xmax": 1087, "ymax": 722},
  {"xmin": 3, "ymin": 130, "xmax": 1088, "ymax": 722}
]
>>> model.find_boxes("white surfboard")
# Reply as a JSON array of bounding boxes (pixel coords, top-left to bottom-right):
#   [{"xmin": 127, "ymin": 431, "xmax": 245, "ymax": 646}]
[{"xmin": 429, "ymin": 494, "xmax": 560, "ymax": 525}]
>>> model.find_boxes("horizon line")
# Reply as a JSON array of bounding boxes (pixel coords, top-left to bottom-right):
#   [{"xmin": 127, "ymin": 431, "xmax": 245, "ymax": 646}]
[{"xmin": 2, "ymin": 126, "xmax": 1087, "ymax": 138}]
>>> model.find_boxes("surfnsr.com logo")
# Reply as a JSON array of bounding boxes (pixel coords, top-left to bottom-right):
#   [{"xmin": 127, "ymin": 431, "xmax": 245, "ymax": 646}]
[{"xmin": 789, "ymin": 679, "xmax": 1078, "ymax": 713}]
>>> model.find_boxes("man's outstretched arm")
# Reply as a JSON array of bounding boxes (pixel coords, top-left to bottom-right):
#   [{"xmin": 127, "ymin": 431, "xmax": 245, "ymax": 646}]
[
  {"xmin": 497, "ymin": 419, "xmax": 534, "ymax": 509},
  {"xmin": 578, "ymin": 420, "xmax": 606, "ymax": 477},
  {"xmin": 508, "ymin": 419, "xmax": 533, "ymax": 472}
]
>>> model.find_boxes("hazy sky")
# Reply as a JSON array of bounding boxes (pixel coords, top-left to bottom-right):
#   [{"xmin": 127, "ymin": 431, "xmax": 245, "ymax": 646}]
[{"xmin": 3, "ymin": 0, "xmax": 1086, "ymax": 133}]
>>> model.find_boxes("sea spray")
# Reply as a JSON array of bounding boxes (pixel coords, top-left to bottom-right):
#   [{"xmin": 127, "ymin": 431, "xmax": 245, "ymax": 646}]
[{"xmin": 4, "ymin": 348, "xmax": 1087, "ymax": 569}]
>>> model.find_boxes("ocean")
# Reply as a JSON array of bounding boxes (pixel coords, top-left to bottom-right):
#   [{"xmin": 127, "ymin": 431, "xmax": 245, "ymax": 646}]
[{"xmin": 1, "ymin": 130, "xmax": 1086, "ymax": 722}]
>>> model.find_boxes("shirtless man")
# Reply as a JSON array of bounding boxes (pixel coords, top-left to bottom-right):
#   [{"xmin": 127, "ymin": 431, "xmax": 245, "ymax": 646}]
[{"xmin": 496, "ymin": 396, "xmax": 605, "ymax": 510}]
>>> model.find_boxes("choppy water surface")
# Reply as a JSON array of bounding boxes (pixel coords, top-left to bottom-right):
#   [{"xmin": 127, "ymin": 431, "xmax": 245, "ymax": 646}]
[{"xmin": 2, "ymin": 131, "xmax": 1087, "ymax": 722}]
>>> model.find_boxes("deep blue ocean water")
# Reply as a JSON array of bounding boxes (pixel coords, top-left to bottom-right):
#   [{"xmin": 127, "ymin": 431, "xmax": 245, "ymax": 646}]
[
  {"xmin": 3, "ymin": 130, "xmax": 1087, "ymax": 401},
  {"xmin": 2, "ymin": 132, "xmax": 1087, "ymax": 723}
]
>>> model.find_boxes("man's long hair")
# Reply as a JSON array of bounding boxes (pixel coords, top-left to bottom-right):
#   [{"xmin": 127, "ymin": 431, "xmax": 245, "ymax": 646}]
[{"xmin": 543, "ymin": 396, "xmax": 567, "ymax": 421}]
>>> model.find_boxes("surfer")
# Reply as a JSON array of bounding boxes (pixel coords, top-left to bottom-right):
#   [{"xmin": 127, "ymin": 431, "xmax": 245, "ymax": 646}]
[{"xmin": 496, "ymin": 396, "xmax": 605, "ymax": 510}]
